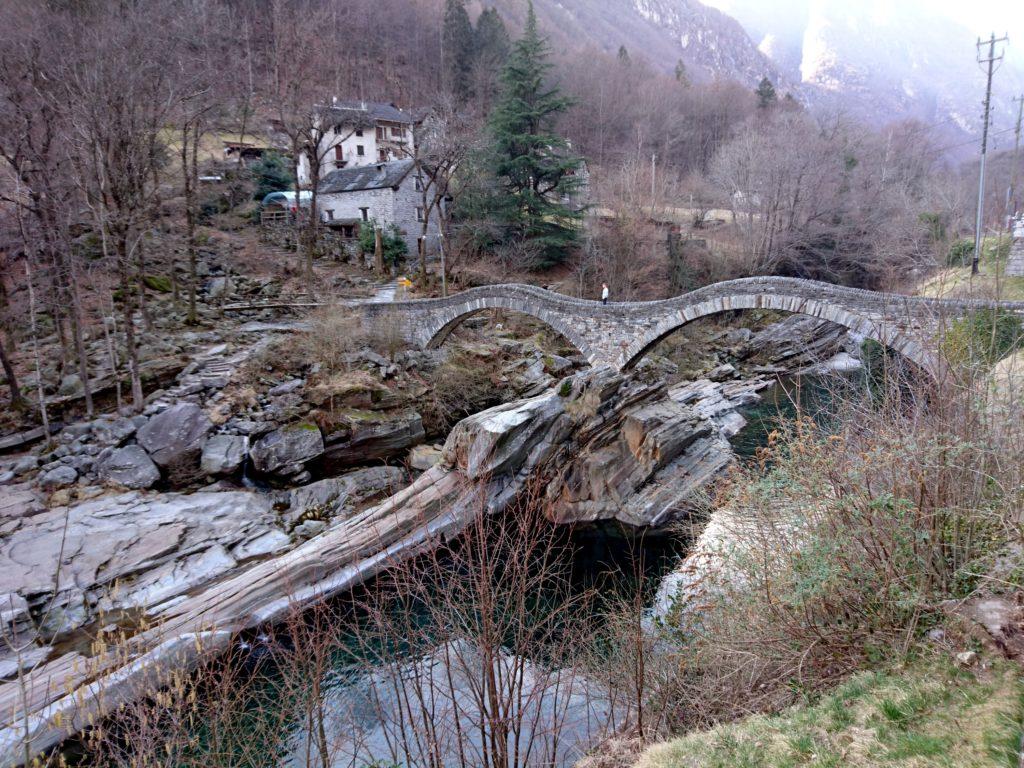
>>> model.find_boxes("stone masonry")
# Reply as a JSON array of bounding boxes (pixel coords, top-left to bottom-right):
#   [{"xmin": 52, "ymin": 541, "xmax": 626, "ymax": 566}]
[{"xmin": 351, "ymin": 277, "xmax": 1024, "ymax": 377}]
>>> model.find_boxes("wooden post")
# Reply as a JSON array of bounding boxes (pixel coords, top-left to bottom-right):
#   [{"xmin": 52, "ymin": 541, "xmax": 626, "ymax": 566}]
[
  {"xmin": 418, "ymin": 236, "xmax": 426, "ymax": 287},
  {"xmin": 374, "ymin": 226, "xmax": 384, "ymax": 277}
]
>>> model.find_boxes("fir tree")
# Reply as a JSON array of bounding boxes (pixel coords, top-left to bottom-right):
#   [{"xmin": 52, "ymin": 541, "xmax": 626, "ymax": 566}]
[
  {"xmin": 442, "ymin": 0, "xmax": 474, "ymax": 102},
  {"xmin": 755, "ymin": 76, "xmax": 777, "ymax": 109},
  {"xmin": 473, "ymin": 7, "xmax": 510, "ymax": 107},
  {"xmin": 618, "ymin": 45, "xmax": 631, "ymax": 65},
  {"xmin": 674, "ymin": 59, "xmax": 690, "ymax": 86},
  {"xmin": 489, "ymin": 0, "xmax": 583, "ymax": 268}
]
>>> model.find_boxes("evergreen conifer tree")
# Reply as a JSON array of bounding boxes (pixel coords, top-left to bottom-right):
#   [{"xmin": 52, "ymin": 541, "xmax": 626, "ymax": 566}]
[
  {"xmin": 442, "ymin": 0, "xmax": 474, "ymax": 102},
  {"xmin": 473, "ymin": 7, "xmax": 510, "ymax": 107},
  {"xmin": 488, "ymin": 1, "xmax": 583, "ymax": 268},
  {"xmin": 755, "ymin": 76, "xmax": 777, "ymax": 109},
  {"xmin": 674, "ymin": 59, "xmax": 690, "ymax": 86}
]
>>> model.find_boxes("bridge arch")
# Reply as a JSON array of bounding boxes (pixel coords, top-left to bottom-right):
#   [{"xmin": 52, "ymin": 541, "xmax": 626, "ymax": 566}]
[
  {"xmin": 619, "ymin": 293, "xmax": 941, "ymax": 375},
  {"xmin": 424, "ymin": 295, "xmax": 598, "ymax": 362}
]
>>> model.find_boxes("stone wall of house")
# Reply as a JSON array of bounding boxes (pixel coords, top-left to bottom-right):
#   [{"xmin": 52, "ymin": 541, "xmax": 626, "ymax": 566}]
[
  {"xmin": 317, "ymin": 180, "xmax": 441, "ymax": 260},
  {"xmin": 391, "ymin": 178, "xmax": 442, "ymax": 258},
  {"xmin": 318, "ymin": 188, "xmax": 393, "ymax": 229}
]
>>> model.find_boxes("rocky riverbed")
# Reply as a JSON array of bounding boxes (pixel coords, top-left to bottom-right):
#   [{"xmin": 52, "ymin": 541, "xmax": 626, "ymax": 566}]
[{"xmin": 0, "ymin": 307, "xmax": 862, "ymax": 765}]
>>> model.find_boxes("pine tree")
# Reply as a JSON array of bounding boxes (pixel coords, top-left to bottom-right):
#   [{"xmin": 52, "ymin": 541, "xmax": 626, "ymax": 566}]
[
  {"xmin": 618, "ymin": 45, "xmax": 631, "ymax": 65},
  {"xmin": 473, "ymin": 7, "xmax": 510, "ymax": 108},
  {"xmin": 489, "ymin": 0, "xmax": 583, "ymax": 268},
  {"xmin": 674, "ymin": 59, "xmax": 690, "ymax": 86},
  {"xmin": 442, "ymin": 0, "xmax": 474, "ymax": 102},
  {"xmin": 755, "ymin": 76, "xmax": 777, "ymax": 109}
]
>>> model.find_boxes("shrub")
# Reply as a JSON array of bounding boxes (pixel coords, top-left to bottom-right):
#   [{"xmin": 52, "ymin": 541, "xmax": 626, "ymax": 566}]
[
  {"xmin": 251, "ymin": 150, "xmax": 294, "ymax": 201},
  {"xmin": 357, "ymin": 219, "xmax": 407, "ymax": 268},
  {"xmin": 653, "ymin": 385, "xmax": 1024, "ymax": 727},
  {"xmin": 946, "ymin": 239, "xmax": 973, "ymax": 267},
  {"xmin": 941, "ymin": 308, "xmax": 1024, "ymax": 369}
]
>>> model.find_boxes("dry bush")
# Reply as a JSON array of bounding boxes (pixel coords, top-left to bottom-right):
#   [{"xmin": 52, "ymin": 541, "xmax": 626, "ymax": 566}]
[
  {"xmin": 418, "ymin": 348, "xmax": 503, "ymax": 435},
  {"xmin": 243, "ymin": 307, "xmax": 410, "ymax": 382},
  {"xmin": 650, "ymin": 368, "xmax": 1024, "ymax": 728}
]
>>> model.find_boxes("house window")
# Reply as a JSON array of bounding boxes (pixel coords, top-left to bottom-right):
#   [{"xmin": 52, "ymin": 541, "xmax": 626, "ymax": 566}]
[
  {"xmin": 376, "ymin": 126, "xmax": 384, "ymax": 140},
  {"xmin": 378, "ymin": 149, "xmax": 387, "ymax": 162},
  {"xmin": 416, "ymin": 207, "xmax": 425, "ymax": 222},
  {"xmin": 356, "ymin": 145, "xmax": 365, "ymax": 156},
  {"xmin": 334, "ymin": 145, "xmax": 344, "ymax": 161},
  {"xmin": 355, "ymin": 128, "xmax": 364, "ymax": 137},
  {"xmin": 359, "ymin": 207, "xmax": 369, "ymax": 222},
  {"xmin": 324, "ymin": 209, "xmax": 334, "ymax": 221},
  {"xmin": 392, "ymin": 126, "xmax": 404, "ymax": 138}
]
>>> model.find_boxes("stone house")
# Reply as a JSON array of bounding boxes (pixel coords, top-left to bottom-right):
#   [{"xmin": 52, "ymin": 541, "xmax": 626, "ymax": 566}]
[
  {"xmin": 316, "ymin": 159, "xmax": 442, "ymax": 256},
  {"xmin": 297, "ymin": 100, "xmax": 417, "ymax": 187}
]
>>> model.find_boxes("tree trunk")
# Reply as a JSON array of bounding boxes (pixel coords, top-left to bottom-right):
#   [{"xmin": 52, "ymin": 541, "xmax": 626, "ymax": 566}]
[
  {"xmin": 374, "ymin": 226, "xmax": 385, "ymax": 277},
  {"xmin": 135, "ymin": 233, "xmax": 153, "ymax": 332},
  {"xmin": 67, "ymin": 256, "xmax": 94, "ymax": 417},
  {"xmin": 305, "ymin": 153, "xmax": 319, "ymax": 300},
  {"xmin": 116, "ymin": 228, "xmax": 144, "ymax": 410},
  {"xmin": 183, "ymin": 122, "xmax": 199, "ymax": 325}
]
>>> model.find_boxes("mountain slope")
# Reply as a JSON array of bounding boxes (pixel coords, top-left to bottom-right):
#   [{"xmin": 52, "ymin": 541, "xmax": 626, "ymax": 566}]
[{"xmin": 472, "ymin": 0, "xmax": 785, "ymax": 89}]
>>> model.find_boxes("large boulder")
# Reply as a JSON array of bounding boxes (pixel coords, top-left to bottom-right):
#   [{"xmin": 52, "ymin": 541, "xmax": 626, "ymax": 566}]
[
  {"xmin": 286, "ymin": 466, "xmax": 407, "ymax": 526},
  {"xmin": 200, "ymin": 435, "xmax": 248, "ymax": 476},
  {"xmin": 250, "ymin": 423, "xmax": 324, "ymax": 475},
  {"xmin": 322, "ymin": 409, "xmax": 425, "ymax": 470},
  {"xmin": 39, "ymin": 465, "xmax": 77, "ymax": 490},
  {"xmin": 136, "ymin": 403, "xmax": 213, "ymax": 468},
  {"xmin": 98, "ymin": 445, "xmax": 161, "ymax": 489}
]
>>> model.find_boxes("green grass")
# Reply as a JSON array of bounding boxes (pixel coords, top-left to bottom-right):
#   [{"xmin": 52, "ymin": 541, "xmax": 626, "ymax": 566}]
[{"xmin": 636, "ymin": 653, "xmax": 1024, "ymax": 768}]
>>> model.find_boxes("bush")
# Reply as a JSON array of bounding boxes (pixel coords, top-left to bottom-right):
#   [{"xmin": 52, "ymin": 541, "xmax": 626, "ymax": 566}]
[
  {"xmin": 251, "ymin": 150, "xmax": 294, "ymax": 201},
  {"xmin": 941, "ymin": 308, "xmax": 1024, "ymax": 369},
  {"xmin": 946, "ymin": 239, "xmax": 973, "ymax": 267},
  {"xmin": 357, "ymin": 219, "xmax": 407, "ymax": 269},
  {"xmin": 653, "ymin": 386, "xmax": 1023, "ymax": 727}
]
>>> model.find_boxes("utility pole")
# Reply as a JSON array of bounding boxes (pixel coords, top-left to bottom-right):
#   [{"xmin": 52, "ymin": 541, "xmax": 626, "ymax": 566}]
[
  {"xmin": 1007, "ymin": 94, "xmax": 1024, "ymax": 225},
  {"xmin": 972, "ymin": 33, "xmax": 1008, "ymax": 275}
]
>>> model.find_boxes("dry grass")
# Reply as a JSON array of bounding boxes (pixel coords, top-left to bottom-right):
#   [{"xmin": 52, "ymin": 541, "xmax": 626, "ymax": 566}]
[{"xmin": 635, "ymin": 652, "xmax": 1024, "ymax": 768}]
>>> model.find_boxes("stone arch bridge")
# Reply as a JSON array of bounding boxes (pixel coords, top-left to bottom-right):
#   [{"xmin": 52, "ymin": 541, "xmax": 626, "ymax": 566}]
[{"xmin": 350, "ymin": 277, "xmax": 1024, "ymax": 376}]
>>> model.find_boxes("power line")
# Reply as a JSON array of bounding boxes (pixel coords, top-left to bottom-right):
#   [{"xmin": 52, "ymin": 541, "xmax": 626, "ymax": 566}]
[{"xmin": 973, "ymin": 32, "xmax": 1009, "ymax": 275}]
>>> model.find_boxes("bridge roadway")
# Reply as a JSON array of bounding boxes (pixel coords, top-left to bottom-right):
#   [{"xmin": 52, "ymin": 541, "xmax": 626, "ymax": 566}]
[{"xmin": 350, "ymin": 276, "xmax": 1024, "ymax": 376}]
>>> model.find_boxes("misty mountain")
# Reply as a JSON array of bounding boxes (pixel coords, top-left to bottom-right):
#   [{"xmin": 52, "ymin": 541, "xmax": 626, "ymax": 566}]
[{"xmin": 477, "ymin": 0, "xmax": 1024, "ymax": 158}]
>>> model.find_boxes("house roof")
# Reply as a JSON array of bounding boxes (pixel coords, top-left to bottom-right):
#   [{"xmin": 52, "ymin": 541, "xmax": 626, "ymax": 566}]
[
  {"xmin": 321, "ymin": 100, "xmax": 416, "ymax": 125},
  {"xmin": 319, "ymin": 159, "xmax": 416, "ymax": 194}
]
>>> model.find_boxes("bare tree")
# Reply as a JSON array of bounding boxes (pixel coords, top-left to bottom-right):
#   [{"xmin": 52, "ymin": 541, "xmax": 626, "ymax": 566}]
[{"xmin": 65, "ymin": 2, "xmax": 180, "ymax": 410}]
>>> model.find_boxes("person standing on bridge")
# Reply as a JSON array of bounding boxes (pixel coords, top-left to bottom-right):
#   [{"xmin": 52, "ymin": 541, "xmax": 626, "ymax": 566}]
[{"xmin": 601, "ymin": 283, "xmax": 609, "ymax": 305}]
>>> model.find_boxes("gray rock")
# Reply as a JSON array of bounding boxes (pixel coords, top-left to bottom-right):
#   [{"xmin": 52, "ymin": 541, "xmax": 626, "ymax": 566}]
[
  {"xmin": 250, "ymin": 423, "xmax": 324, "ymax": 475},
  {"xmin": 58, "ymin": 374, "xmax": 83, "ymax": 397},
  {"xmin": 98, "ymin": 446, "xmax": 161, "ymax": 490},
  {"xmin": 12, "ymin": 455, "xmax": 38, "ymax": 476},
  {"xmin": 200, "ymin": 435, "xmax": 248, "ymax": 476},
  {"xmin": 136, "ymin": 403, "xmax": 213, "ymax": 468},
  {"xmin": 322, "ymin": 409, "xmax": 425, "ymax": 470},
  {"xmin": 205, "ymin": 275, "xmax": 232, "ymax": 299},
  {"xmin": 268, "ymin": 379, "xmax": 304, "ymax": 396},
  {"xmin": 287, "ymin": 466, "xmax": 406, "ymax": 524},
  {"xmin": 39, "ymin": 465, "xmax": 77, "ymax": 490},
  {"xmin": 0, "ymin": 471, "xmax": 14, "ymax": 485},
  {"xmin": 408, "ymin": 444, "xmax": 442, "ymax": 471},
  {"xmin": 292, "ymin": 519, "xmax": 327, "ymax": 539},
  {"xmin": 37, "ymin": 589, "xmax": 90, "ymax": 641}
]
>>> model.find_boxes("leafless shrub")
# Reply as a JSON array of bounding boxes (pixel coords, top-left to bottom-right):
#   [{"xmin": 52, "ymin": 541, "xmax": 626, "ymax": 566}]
[{"xmin": 652, "ymin": 363, "xmax": 1024, "ymax": 728}]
